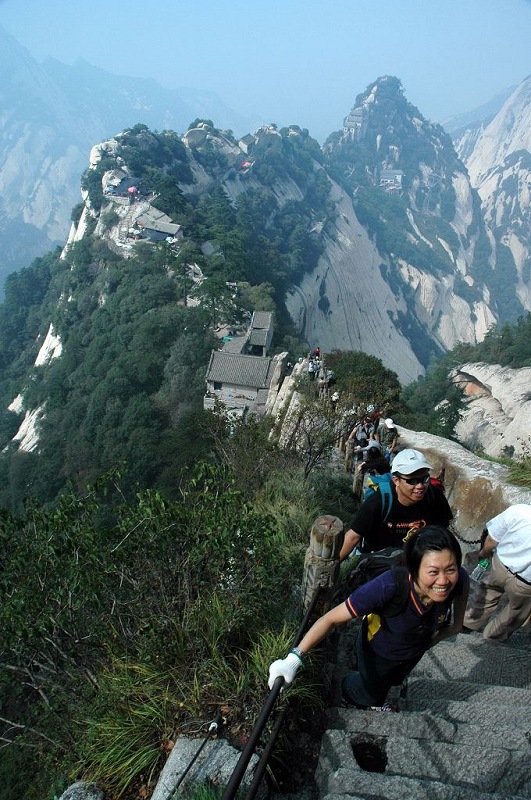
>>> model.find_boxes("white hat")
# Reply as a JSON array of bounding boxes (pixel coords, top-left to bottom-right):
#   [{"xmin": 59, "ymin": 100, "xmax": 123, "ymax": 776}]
[
  {"xmin": 384, "ymin": 418, "xmax": 394, "ymax": 428},
  {"xmin": 391, "ymin": 449, "xmax": 431, "ymax": 475},
  {"xmin": 363, "ymin": 439, "xmax": 381, "ymax": 452}
]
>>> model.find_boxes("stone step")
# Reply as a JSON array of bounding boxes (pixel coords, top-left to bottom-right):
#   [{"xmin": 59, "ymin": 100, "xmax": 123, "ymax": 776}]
[
  {"xmin": 406, "ymin": 677, "xmax": 531, "ymax": 712},
  {"xmin": 316, "ymin": 726, "xmax": 530, "ymax": 797},
  {"xmin": 500, "ymin": 627, "xmax": 531, "ymax": 651},
  {"xmin": 318, "ymin": 613, "xmax": 531, "ymax": 800},
  {"xmin": 326, "ymin": 706, "xmax": 531, "ymax": 750},
  {"xmin": 322, "ymin": 777, "xmax": 526, "ymax": 800},
  {"xmin": 407, "ymin": 632, "xmax": 531, "ymax": 689},
  {"xmin": 401, "ymin": 683, "xmax": 531, "ymax": 737}
]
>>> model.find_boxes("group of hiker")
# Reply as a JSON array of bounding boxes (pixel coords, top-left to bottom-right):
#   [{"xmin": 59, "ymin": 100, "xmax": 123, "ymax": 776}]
[
  {"xmin": 344, "ymin": 413, "xmax": 398, "ymax": 471},
  {"xmin": 269, "ymin": 441, "xmax": 531, "ymax": 711},
  {"xmin": 307, "ymin": 348, "xmax": 337, "ymax": 400}
]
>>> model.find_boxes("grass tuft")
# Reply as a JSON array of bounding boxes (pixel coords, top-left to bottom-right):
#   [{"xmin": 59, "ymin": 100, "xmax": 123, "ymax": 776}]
[
  {"xmin": 507, "ymin": 457, "xmax": 531, "ymax": 489},
  {"xmin": 75, "ymin": 661, "xmax": 174, "ymax": 797}
]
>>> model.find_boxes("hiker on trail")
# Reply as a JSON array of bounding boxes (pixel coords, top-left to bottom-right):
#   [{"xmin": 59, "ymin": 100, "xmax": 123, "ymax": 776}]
[
  {"xmin": 340, "ymin": 408, "xmax": 358, "ymax": 461},
  {"xmin": 339, "ymin": 449, "xmax": 453, "ymax": 561},
  {"xmin": 317, "ymin": 365, "xmax": 329, "ymax": 398},
  {"xmin": 376, "ymin": 417, "xmax": 399, "ymax": 462},
  {"xmin": 463, "ymin": 504, "xmax": 531, "ymax": 641},
  {"xmin": 269, "ymin": 526, "xmax": 469, "ymax": 711},
  {"xmin": 350, "ymin": 416, "xmax": 375, "ymax": 444},
  {"xmin": 345, "ymin": 417, "xmax": 373, "ymax": 472},
  {"xmin": 308, "ymin": 359, "xmax": 316, "ymax": 380},
  {"xmin": 358, "ymin": 441, "xmax": 390, "ymax": 479},
  {"xmin": 352, "ymin": 440, "xmax": 390, "ymax": 501}
]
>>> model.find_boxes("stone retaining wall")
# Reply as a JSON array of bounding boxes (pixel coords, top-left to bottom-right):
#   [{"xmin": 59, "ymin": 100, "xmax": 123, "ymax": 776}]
[{"xmin": 397, "ymin": 426, "xmax": 531, "ymax": 541}]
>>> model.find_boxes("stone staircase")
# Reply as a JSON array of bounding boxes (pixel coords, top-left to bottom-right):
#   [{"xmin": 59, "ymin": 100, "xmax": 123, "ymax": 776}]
[{"xmin": 316, "ymin": 627, "xmax": 531, "ymax": 799}]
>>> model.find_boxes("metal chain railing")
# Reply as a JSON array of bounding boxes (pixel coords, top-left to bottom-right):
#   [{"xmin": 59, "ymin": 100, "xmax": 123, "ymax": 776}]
[{"xmin": 451, "ymin": 524, "xmax": 486, "ymax": 547}]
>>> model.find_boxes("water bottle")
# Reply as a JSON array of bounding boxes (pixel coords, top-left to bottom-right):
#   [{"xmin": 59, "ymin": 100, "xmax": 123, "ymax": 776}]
[{"xmin": 471, "ymin": 558, "xmax": 491, "ymax": 582}]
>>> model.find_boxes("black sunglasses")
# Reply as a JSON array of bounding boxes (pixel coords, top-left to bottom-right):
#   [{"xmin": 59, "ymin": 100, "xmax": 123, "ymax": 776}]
[{"xmin": 397, "ymin": 474, "xmax": 430, "ymax": 486}]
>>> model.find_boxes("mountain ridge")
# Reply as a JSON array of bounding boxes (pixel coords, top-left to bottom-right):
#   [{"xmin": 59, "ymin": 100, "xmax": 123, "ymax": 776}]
[
  {"xmin": 1, "ymin": 73, "xmax": 530, "ymax": 510},
  {"xmin": 0, "ymin": 23, "xmax": 257, "ymax": 286}
]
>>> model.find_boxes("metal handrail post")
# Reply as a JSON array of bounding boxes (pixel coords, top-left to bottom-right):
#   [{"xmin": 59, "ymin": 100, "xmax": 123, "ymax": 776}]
[{"xmin": 221, "ymin": 514, "xmax": 343, "ymax": 800}]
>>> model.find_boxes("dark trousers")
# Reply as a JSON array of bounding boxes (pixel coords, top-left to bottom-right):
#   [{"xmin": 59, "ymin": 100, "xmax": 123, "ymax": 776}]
[{"xmin": 342, "ymin": 621, "xmax": 423, "ymax": 707}]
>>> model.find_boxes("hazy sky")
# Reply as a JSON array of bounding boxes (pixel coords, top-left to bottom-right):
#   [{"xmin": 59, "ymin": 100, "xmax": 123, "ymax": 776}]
[{"xmin": 1, "ymin": 0, "xmax": 530, "ymax": 141}]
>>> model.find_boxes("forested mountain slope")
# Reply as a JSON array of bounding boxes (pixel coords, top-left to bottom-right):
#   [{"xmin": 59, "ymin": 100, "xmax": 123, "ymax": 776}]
[
  {"xmin": 0, "ymin": 122, "xmax": 332, "ymax": 510},
  {"xmin": 1, "ymin": 72, "xmax": 526, "ymax": 509}
]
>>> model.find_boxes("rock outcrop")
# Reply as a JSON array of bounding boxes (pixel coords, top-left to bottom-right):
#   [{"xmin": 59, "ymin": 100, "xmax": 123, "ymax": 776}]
[
  {"xmin": 57, "ymin": 783, "xmax": 104, "ymax": 800},
  {"xmin": 368, "ymin": 425, "xmax": 531, "ymax": 538},
  {"xmin": 150, "ymin": 738, "xmax": 261, "ymax": 800},
  {"xmin": 451, "ymin": 362, "xmax": 531, "ymax": 459}
]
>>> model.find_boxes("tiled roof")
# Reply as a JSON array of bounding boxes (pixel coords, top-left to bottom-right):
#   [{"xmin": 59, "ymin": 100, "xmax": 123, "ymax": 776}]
[
  {"xmin": 206, "ymin": 351, "xmax": 274, "ymax": 388},
  {"xmin": 249, "ymin": 329, "xmax": 268, "ymax": 347},
  {"xmin": 136, "ymin": 208, "xmax": 181, "ymax": 235},
  {"xmin": 222, "ymin": 336, "xmax": 247, "ymax": 354},
  {"xmin": 251, "ymin": 311, "xmax": 273, "ymax": 330}
]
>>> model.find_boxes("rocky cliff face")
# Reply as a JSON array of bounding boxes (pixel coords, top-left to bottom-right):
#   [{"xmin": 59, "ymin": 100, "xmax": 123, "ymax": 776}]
[
  {"xmin": 284, "ymin": 177, "xmax": 425, "ymax": 383},
  {"xmin": 457, "ymin": 77, "xmax": 531, "ymax": 187},
  {"xmin": 284, "ymin": 169, "xmax": 497, "ymax": 383},
  {"xmin": 297, "ymin": 76, "xmax": 499, "ymax": 378},
  {"xmin": 454, "ymin": 76, "xmax": 531, "ymax": 317},
  {"xmin": 4, "ymin": 49, "xmax": 527, "ymax": 383},
  {"xmin": 0, "ymin": 27, "xmax": 87, "ymax": 281},
  {"xmin": 452, "ymin": 362, "xmax": 531, "ymax": 459}
]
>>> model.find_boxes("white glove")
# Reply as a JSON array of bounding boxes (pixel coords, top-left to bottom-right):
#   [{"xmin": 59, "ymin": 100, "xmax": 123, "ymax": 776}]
[{"xmin": 268, "ymin": 652, "xmax": 302, "ymax": 690}]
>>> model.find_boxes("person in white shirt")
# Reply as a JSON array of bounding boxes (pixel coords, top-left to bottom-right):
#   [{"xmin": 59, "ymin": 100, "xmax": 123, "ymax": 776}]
[{"xmin": 464, "ymin": 504, "xmax": 531, "ymax": 641}]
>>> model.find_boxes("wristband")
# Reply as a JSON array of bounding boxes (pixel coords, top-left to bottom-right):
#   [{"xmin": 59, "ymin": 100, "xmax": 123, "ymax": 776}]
[{"xmin": 290, "ymin": 646, "xmax": 306, "ymax": 661}]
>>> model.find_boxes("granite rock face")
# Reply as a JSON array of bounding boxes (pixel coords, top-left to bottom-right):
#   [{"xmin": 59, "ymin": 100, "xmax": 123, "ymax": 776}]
[
  {"xmin": 285, "ymin": 178, "xmax": 426, "ymax": 384},
  {"xmin": 455, "ymin": 76, "xmax": 531, "ymax": 314},
  {"xmin": 452, "ymin": 362, "xmax": 531, "ymax": 459},
  {"xmin": 389, "ymin": 425, "xmax": 531, "ymax": 538},
  {"xmin": 150, "ymin": 737, "xmax": 262, "ymax": 800}
]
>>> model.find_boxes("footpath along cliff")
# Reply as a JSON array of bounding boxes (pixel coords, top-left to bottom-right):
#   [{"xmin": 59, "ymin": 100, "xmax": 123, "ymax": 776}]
[{"xmin": 314, "ymin": 426, "xmax": 531, "ymax": 800}]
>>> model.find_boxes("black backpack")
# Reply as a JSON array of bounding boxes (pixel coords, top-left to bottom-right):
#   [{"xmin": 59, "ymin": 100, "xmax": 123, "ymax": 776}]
[{"xmin": 340, "ymin": 549, "xmax": 411, "ymax": 617}]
